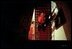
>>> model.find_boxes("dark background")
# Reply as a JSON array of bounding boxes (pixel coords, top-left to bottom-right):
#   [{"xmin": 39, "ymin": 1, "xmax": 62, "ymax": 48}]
[{"xmin": 1, "ymin": 0, "xmax": 71, "ymax": 48}]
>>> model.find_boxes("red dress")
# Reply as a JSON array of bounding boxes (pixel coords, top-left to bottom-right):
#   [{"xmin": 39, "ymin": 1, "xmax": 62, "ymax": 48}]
[
  {"xmin": 36, "ymin": 13, "xmax": 52, "ymax": 40},
  {"xmin": 37, "ymin": 26, "xmax": 52, "ymax": 40}
]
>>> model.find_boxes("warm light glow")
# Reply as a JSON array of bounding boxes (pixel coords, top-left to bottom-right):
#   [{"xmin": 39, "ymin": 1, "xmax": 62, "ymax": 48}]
[
  {"xmin": 28, "ymin": 9, "xmax": 35, "ymax": 40},
  {"xmin": 51, "ymin": 1, "xmax": 58, "ymax": 16},
  {"xmin": 52, "ymin": 26, "xmax": 67, "ymax": 40},
  {"xmin": 51, "ymin": 1, "xmax": 67, "ymax": 40},
  {"xmin": 32, "ymin": 9, "xmax": 35, "ymax": 21}
]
